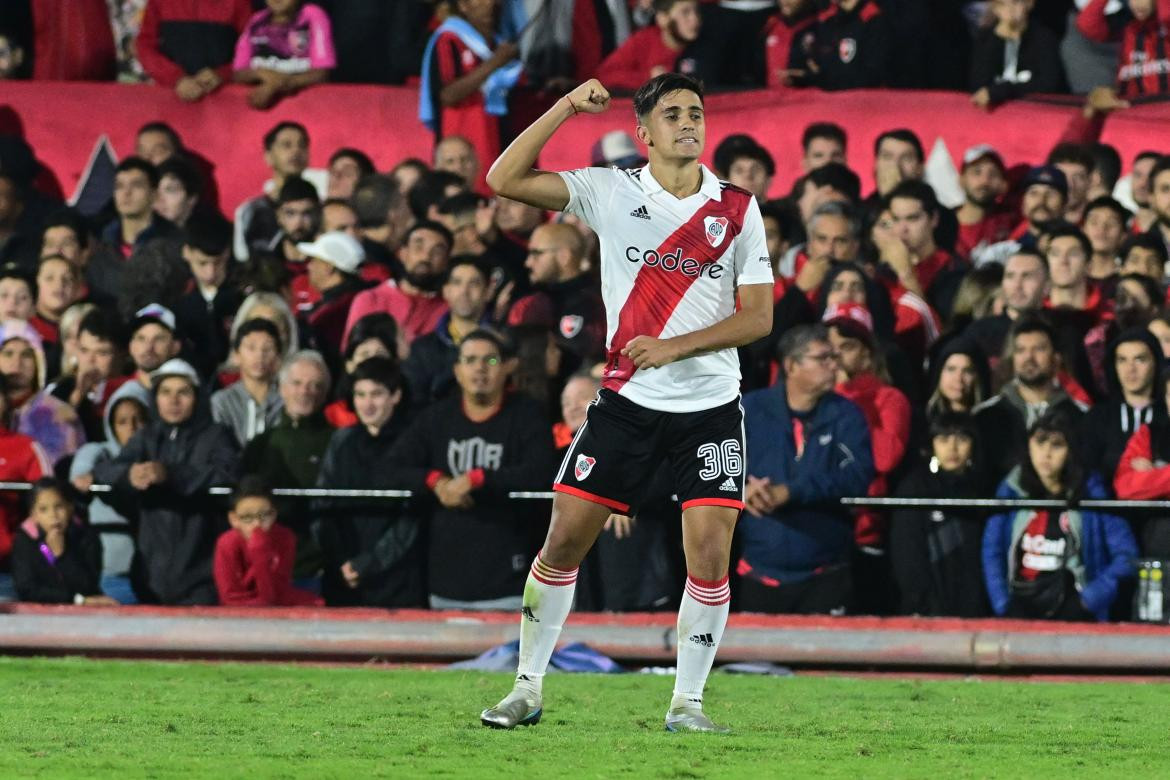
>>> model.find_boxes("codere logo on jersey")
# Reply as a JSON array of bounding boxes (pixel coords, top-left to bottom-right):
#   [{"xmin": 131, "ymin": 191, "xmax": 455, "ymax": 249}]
[{"xmin": 624, "ymin": 246, "xmax": 725, "ymax": 279}]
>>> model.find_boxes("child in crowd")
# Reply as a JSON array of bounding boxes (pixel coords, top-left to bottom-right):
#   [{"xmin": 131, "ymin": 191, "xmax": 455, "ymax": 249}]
[
  {"xmin": 11, "ymin": 478, "xmax": 115, "ymax": 605},
  {"xmin": 983, "ymin": 410, "xmax": 1137, "ymax": 621},
  {"xmin": 213, "ymin": 475, "xmax": 322, "ymax": 607}
]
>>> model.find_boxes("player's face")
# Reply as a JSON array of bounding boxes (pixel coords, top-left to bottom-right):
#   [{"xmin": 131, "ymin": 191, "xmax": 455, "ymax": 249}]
[{"xmin": 638, "ymin": 90, "xmax": 705, "ymax": 163}]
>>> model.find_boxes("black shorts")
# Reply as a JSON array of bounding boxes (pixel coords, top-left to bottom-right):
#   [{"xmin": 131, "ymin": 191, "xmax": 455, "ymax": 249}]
[{"xmin": 553, "ymin": 389, "xmax": 745, "ymax": 515}]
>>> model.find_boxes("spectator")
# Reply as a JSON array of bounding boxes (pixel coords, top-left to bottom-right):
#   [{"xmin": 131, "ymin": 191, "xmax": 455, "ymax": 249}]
[
  {"xmin": 0, "ymin": 173, "xmax": 29, "ymax": 266},
  {"xmin": 55, "ymin": 303, "xmax": 98, "ymax": 380},
  {"xmin": 232, "ymin": 0, "xmax": 335, "ymax": 110},
  {"xmin": 866, "ymin": 129, "xmax": 925, "ymax": 217},
  {"xmin": 137, "ymin": 0, "xmax": 252, "ymax": 101},
  {"xmin": 0, "ymin": 374, "xmax": 50, "ymax": 578},
  {"xmin": 321, "ymin": 198, "xmax": 359, "ymax": 238},
  {"xmin": 925, "ymin": 339, "xmax": 991, "ymax": 418},
  {"xmin": 269, "ymin": 176, "xmax": 322, "ymax": 270},
  {"xmin": 403, "ymin": 256, "xmax": 491, "ymax": 408},
  {"xmin": 47, "ymin": 309, "xmax": 129, "ymax": 443},
  {"xmin": 352, "ymin": 174, "xmax": 416, "ymax": 267},
  {"xmin": 1088, "ymin": 143, "xmax": 1123, "ymax": 201},
  {"xmin": 326, "ymin": 148, "xmax": 375, "ymax": 200},
  {"xmin": 213, "ymin": 475, "xmax": 322, "ymax": 606},
  {"xmin": 1120, "ymin": 233, "xmax": 1168, "ymax": 284},
  {"xmin": 984, "ymin": 409, "xmax": 1137, "ymax": 621},
  {"xmin": 889, "ymin": 413, "xmax": 992, "ymax": 617},
  {"xmin": 101, "ymin": 158, "xmax": 179, "ymax": 260},
  {"xmin": 234, "ymin": 122, "xmax": 311, "ymax": 261},
  {"xmin": 433, "ymin": 136, "xmax": 482, "ymax": 192},
  {"xmin": 964, "ymin": 249, "xmax": 1049, "ymax": 363},
  {"xmin": 954, "ymin": 145, "xmax": 1015, "ymax": 264},
  {"xmin": 172, "ymin": 214, "xmax": 239, "ymax": 380},
  {"xmin": 1047, "ymin": 143, "xmax": 1095, "ymax": 225},
  {"xmin": 591, "ymin": 130, "xmax": 647, "ymax": 170},
  {"xmin": 211, "ymin": 319, "xmax": 284, "ymax": 446},
  {"xmin": 40, "ymin": 209, "xmax": 120, "ymax": 310},
  {"xmin": 11, "ymin": 477, "xmax": 113, "ymax": 605},
  {"xmin": 1045, "ymin": 224, "xmax": 1100, "ymax": 314},
  {"xmin": 762, "ymin": 0, "xmax": 819, "ymax": 90},
  {"xmin": 68, "ymin": 383, "xmax": 149, "ymax": 604},
  {"xmin": 93, "ymin": 358, "xmax": 238, "ymax": 605},
  {"xmin": 0, "ymin": 27, "xmax": 26, "ymax": 79},
  {"xmin": 154, "ymin": 158, "xmax": 203, "ymax": 229},
  {"xmin": 419, "ymin": 0, "xmax": 523, "ymax": 186},
  {"xmin": 1151, "ymin": 156, "xmax": 1170, "ymax": 257},
  {"xmin": 1083, "ymin": 197, "xmax": 1131, "ymax": 284},
  {"xmin": 969, "ymin": 0, "xmax": 1065, "ymax": 110},
  {"xmin": 0, "ymin": 321, "xmax": 85, "ymax": 466},
  {"xmin": 723, "ymin": 143, "xmax": 775, "ymax": 202},
  {"xmin": 596, "ymin": 0, "xmax": 702, "ymax": 92},
  {"xmin": 387, "ymin": 330, "xmax": 554, "ymax": 610},
  {"xmin": 1128, "ymin": 150, "xmax": 1163, "ymax": 234},
  {"xmin": 299, "ymin": 231, "xmax": 369, "ymax": 374},
  {"xmin": 800, "ymin": 122, "xmax": 848, "ymax": 173},
  {"xmin": 324, "ymin": 313, "xmax": 402, "ymax": 428},
  {"xmin": 507, "ymin": 223, "xmax": 606, "ymax": 365},
  {"xmin": 1077, "ymin": 0, "xmax": 1170, "ymax": 111},
  {"xmin": 241, "ymin": 350, "xmax": 333, "ymax": 586},
  {"xmin": 1084, "ymin": 328, "xmax": 1162, "ymax": 481},
  {"xmin": 314, "ymin": 356, "xmax": 424, "ymax": 607},
  {"xmin": 740, "ymin": 324, "xmax": 875, "ymax": 614},
  {"xmin": 973, "ymin": 318, "xmax": 1087, "ymax": 481},
  {"xmin": 795, "ymin": 0, "xmax": 892, "ymax": 90},
  {"xmin": 0, "ymin": 264, "xmax": 34, "ymax": 323},
  {"xmin": 126, "ymin": 303, "xmax": 181, "ymax": 392},
  {"xmin": 31, "ymin": 255, "xmax": 79, "ymax": 344},
  {"xmin": 345, "ymin": 221, "xmax": 453, "ymax": 346}
]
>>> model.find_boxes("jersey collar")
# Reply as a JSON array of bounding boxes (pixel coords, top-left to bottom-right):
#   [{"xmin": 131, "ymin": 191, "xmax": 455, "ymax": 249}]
[{"xmin": 638, "ymin": 163, "xmax": 723, "ymax": 202}]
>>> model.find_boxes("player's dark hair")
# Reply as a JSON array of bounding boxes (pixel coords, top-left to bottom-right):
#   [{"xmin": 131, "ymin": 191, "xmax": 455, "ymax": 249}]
[
  {"xmin": 233, "ymin": 317, "xmax": 283, "ymax": 354},
  {"xmin": 633, "ymin": 73, "xmax": 705, "ymax": 123},
  {"xmin": 874, "ymin": 129, "xmax": 924, "ymax": 163},
  {"xmin": 883, "ymin": 179, "xmax": 940, "ymax": 218},
  {"xmin": 230, "ymin": 474, "xmax": 274, "ymax": 510},
  {"xmin": 115, "ymin": 156, "xmax": 160, "ymax": 188},
  {"xmin": 802, "ymin": 122, "xmax": 847, "ymax": 153},
  {"xmin": 328, "ymin": 147, "xmax": 375, "ymax": 176},
  {"xmin": 263, "ymin": 121, "xmax": 308, "ymax": 150},
  {"xmin": 41, "ymin": 208, "xmax": 90, "ymax": 251}
]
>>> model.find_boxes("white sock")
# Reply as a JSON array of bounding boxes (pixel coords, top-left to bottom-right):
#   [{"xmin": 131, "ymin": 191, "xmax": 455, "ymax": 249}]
[
  {"xmin": 515, "ymin": 553, "xmax": 578, "ymax": 701},
  {"xmin": 671, "ymin": 574, "xmax": 730, "ymax": 711}
]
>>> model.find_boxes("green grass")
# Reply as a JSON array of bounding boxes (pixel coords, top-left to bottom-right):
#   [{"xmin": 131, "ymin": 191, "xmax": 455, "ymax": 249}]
[{"xmin": 2, "ymin": 657, "xmax": 1169, "ymax": 778}]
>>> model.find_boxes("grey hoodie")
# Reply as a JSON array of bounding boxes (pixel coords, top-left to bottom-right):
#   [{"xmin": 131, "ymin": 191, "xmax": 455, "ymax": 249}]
[{"xmin": 68, "ymin": 381, "xmax": 152, "ymax": 576}]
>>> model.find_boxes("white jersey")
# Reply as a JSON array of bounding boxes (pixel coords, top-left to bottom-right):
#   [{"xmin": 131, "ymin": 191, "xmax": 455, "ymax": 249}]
[{"xmin": 559, "ymin": 163, "xmax": 771, "ymax": 412}]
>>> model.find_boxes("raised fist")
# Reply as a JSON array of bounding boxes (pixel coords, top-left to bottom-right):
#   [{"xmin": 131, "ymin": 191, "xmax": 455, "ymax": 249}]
[{"xmin": 566, "ymin": 80, "xmax": 611, "ymax": 115}]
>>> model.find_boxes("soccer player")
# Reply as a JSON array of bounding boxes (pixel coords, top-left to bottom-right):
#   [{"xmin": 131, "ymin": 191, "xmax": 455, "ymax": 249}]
[{"xmin": 479, "ymin": 74, "xmax": 773, "ymax": 733}]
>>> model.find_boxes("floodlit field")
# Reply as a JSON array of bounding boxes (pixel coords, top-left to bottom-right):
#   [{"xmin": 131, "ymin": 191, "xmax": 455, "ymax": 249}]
[{"xmin": 2, "ymin": 657, "xmax": 1169, "ymax": 778}]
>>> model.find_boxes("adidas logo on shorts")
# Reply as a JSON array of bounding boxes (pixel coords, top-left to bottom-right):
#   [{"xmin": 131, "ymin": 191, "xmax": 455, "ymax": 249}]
[
  {"xmin": 629, "ymin": 205, "xmax": 651, "ymax": 220},
  {"xmin": 718, "ymin": 477, "xmax": 737, "ymax": 492}
]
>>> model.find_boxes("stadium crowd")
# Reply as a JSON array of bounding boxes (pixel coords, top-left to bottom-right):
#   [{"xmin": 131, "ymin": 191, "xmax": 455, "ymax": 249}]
[{"xmin": 0, "ymin": 0, "xmax": 1169, "ymax": 623}]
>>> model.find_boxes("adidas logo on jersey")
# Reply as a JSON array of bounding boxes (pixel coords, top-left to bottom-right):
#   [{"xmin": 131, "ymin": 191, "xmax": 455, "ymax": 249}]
[
  {"xmin": 689, "ymin": 633, "xmax": 715, "ymax": 647},
  {"xmin": 719, "ymin": 477, "xmax": 738, "ymax": 492},
  {"xmin": 629, "ymin": 205, "xmax": 651, "ymax": 220}
]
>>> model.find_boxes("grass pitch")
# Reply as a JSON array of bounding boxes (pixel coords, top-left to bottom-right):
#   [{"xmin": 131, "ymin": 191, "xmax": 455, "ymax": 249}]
[{"xmin": 2, "ymin": 657, "xmax": 1168, "ymax": 778}]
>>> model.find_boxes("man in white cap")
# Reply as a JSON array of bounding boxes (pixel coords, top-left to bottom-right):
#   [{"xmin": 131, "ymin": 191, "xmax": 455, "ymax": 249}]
[
  {"xmin": 94, "ymin": 357, "xmax": 238, "ymax": 605},
  {"xmin": 954, "ymin": 144, "xmax": 1013, "ymax": 263},
  {"xmin": 298, "ymin": 230, "xmax": 370, "ymax": 373}
]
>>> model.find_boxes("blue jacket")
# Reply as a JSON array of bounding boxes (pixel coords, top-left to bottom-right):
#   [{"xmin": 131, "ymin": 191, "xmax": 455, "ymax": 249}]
[
  {"xmin": 982, "ymin": 470, "xmax": 1137, "ymax": 621},
  {"xmin": 740, "ymin": 383, "xmax": 874, "ymax": 583}
]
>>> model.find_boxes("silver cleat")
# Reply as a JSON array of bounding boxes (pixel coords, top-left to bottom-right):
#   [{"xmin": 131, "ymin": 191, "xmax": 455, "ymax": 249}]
[
  {"xmin": 480, "ymin": 689, "xmax": 543, "ymax": 729},
  {"xmin": 664, "ymin": 707, "xmax": 731, "ymax": 734}
]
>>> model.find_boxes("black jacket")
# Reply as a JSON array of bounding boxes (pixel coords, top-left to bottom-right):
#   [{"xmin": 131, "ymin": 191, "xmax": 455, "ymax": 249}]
[
  {"xmin": 173, "ymin": 283, "xmax": 243, "ymax": 380},
  {"xmin": 11, "ymin": 520, "xmax": 104, "ymax": 604},
  {"xmin": 387, "ymin": 393, "xmax": 554, "ymax": 602},
  {"xmin": 969, "ymin": 23, "xmax": 1066, "ymax": 105},
  {"xmin": 508, "ymin": 273, "xmax": 607, "ymax": 363},
  {"xmin": 973, "ymin": 382, "xmax": 1086, "ymax": 483},
  {"xmin": 313, "ymin": 415, "xmax": 426, "ymax": 608},
  {"xmin": 93, "ymin": 401, "xmax": 239, "ymax": 605},
  {"xmin": 889, "ymin": 463, "xmax": 992, "ymax": 618},
  {"xmin": 800, "ymin": 0, "xmax": 892, "ymax": 90}
]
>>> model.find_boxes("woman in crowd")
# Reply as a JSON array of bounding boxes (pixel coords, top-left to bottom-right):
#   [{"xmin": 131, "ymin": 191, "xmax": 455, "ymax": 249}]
[
  {"xmin": 983, "ymin": 409, "xmax": 1137, "ymax": 621},
  {"xmin": 925, "ymin": 340, "xmax": 991, "ymax": 419}
]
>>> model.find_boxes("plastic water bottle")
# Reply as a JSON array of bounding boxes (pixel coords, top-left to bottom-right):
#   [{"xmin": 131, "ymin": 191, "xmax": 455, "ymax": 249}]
[
  {"xmin": 1151, "ymin": 562, "xmax": 1164, "ymax": 623},
  {"xmin": 1138, "ymin": 565, "xmax": 1150, "ymax": 622}
]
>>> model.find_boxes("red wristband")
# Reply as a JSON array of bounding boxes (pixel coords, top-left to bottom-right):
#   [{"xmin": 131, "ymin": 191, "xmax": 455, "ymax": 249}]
[{"xmin": 563, "ymin": 95, "xmax": 578, "ymax": 115}]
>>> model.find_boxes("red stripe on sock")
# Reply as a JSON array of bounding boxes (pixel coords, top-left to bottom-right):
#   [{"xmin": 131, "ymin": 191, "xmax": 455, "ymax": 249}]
[{"xmin": 687, "ymin": 574, "xmax": 729, "ymax": 590}]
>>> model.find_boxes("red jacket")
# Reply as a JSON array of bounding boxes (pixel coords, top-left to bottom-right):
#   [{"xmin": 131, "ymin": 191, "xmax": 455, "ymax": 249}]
[
  {"xmin": 137, "ymin": 0, "xmax": 252, "ymax": 87},
  {"xmin": 1115, "ymin": 423, "xmax": 1170, "ymax": 499},
  {"xmin": 763, "ymin": 13, "xmax": 816, "ymax": 89},
  {"xmin": 834, "ymin": 373, "xmax": 911, "ymax": 548},
  {"xmin": 0, "ymin": 430, "xmax": 50, "ymax": 562},
  {"xmin": 31, "ymin": 0, "xmax": 116, "ymax": 80},
  {"xmin": 1078, "ymin": 0, "xmax": 1170, "ymax": 101},
  {"xmin": 596, "ymin": 26, "xmax": 681, "ymax": 90},
  {"xmin": 213, "ymin": 523, "xmax": 323, "ymax": 607}
]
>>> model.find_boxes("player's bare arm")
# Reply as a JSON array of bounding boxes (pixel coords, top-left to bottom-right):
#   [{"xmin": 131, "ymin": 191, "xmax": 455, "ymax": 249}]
[
  {"xmin": 621, "ymin": 282, "xmax": 773, "ymax": 369},
  {"xmin": 485, "ymin": 79, "xmax": 612, "ymax": 211}
]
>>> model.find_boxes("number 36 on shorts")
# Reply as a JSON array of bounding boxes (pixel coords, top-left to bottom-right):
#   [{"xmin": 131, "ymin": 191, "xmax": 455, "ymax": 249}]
[{"xmin": 697, "ymin": 440, "xmax": 743, "ymax": 481}]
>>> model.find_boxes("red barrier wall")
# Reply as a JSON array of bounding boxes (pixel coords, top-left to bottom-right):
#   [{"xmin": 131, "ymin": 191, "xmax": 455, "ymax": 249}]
[{"xmin": 2, "ymin": 82, "xmax": 1168, "ymax": 213}]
